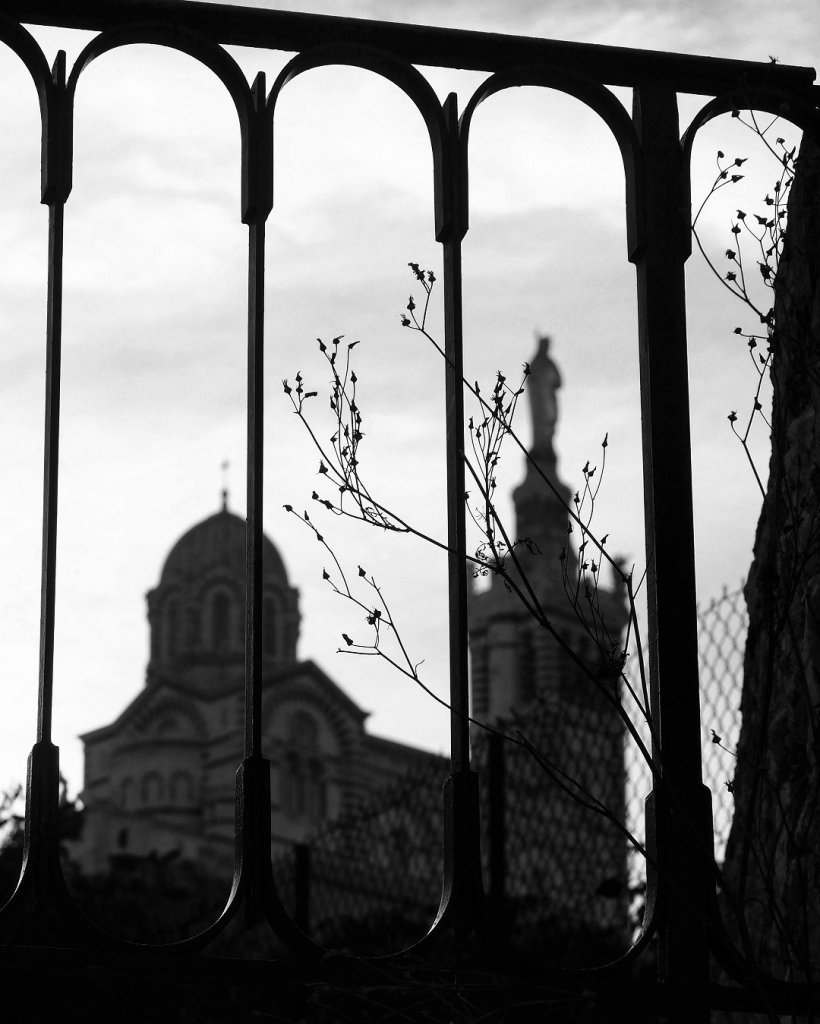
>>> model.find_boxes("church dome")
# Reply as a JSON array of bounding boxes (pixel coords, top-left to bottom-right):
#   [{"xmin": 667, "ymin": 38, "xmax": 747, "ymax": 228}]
[
  {"xmin": 146, "ymin": 500, "xmax": 301, "ymax": 687},
  {"xmin": 159, "ymin": 507, "xmax": 289, "ymax": 587}
]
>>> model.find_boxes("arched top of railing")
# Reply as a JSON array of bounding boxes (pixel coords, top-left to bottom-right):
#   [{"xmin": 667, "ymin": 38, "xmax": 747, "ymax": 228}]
[
  {"xmin": 66, "ymin": 21, "xmax": 251, "ymax": 129},
  {"xmin": 61, "ymin": 23, "xmax": 269, "ymax": 221},
  {"xmin": 0, "ymin": 17, "xmax": 66, "ymax": 204},
  {"xmin": 681, "ymin": 84, "xmax": 820, "ymax": 170},
  {"xmin": 0, "ymin": 15, "xmax": 53, "ymax": 109},
  {"xmin": 268, "ymin": 43, "xmax": 453, "ymax": 240},
  {"xmin": 459, "ymin": 66, "xmax": 642, "ymax": 255}
]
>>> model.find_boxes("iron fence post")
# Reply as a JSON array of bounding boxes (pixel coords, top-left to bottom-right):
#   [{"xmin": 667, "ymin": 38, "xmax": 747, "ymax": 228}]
[
  {"xmin": 631, "ymin": 85, "xmax": 715, "ymax": 1024},
  {"xmin": 438, "ymin": 93, "xmax": 484, "ymax": 939},
  {"xmin": 18, "ymin": 51, "xmax": 71, "ymax": 937}
]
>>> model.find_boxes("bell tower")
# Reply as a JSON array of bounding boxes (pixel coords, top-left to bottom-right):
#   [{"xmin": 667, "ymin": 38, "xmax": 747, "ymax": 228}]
[
  {"xmin": 468, "ymin": 337, "xmax": 630, "ymax": 939},
  {"xmin": 468, "ymin": 335, "xmax": 624, "ymax": 722}
]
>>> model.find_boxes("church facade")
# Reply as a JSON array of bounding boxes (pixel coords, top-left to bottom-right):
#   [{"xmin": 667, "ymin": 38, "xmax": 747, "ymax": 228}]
[{"xmin": 74, "ymin": 501, "xmax": 446, "ymax": 875}]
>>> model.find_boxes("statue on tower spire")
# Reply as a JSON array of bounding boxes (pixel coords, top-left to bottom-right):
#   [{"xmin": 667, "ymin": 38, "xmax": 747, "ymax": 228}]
[
  {"xmin": 511, "ymin": 334, "xmax": 571, "ymax": 565},
  {"xmin": 528, "ymin": 334, "xmax": 561, "ymax": 462}
]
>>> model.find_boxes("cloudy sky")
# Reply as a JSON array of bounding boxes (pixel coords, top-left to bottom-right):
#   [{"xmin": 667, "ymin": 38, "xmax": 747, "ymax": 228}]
[{"xmin": 1, "ymin": 0, "xmax": 817, "ymax": 796}]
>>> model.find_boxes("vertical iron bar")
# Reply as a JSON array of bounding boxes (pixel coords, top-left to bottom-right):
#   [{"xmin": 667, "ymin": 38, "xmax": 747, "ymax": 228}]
[
  {"xmin": 244, "ymin": 214, "xmax": 265, "ymax": 761},
  {"xmin": 235, "ymin": 72, "xmax": 288, "ymax": 935},
  {"xmin": 11, "ymin": 52, "xmax": 74, "ymax": 937},
  {"xmin": 443, "ymin": 228, "xmax": 470, "ymax": 775},
  {"xmin": 237, "ymin": 185, "xmax": 269, "ymax": 930},
  {"xmin": 36, "ymin": 43, "xmax": 69, "ymax": 751},
  {"xmin": 36, "ymin": 200, "xmax": 64, "ymax": 747},
  {"xmin": 632, "ymin": 85, "xmax": 713, "ymax": 1023},
  {"xmin": 433, "ymin": 93, "xmax": 484, "ymax": 940},
  {"xmin": 30, "ymin": 52, "xmax": 70, "ymax": 862}
]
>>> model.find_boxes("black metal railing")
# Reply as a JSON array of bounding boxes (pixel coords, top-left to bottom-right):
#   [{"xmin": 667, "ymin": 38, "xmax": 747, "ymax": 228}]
[{"xmin": 1, "ymin": 3, "xmax": 818, "ymax": 1020}]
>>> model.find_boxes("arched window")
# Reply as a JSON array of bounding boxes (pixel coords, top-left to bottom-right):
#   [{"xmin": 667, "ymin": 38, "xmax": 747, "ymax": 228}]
[
  {"xmin": 283, "ymin": 752, "xmax": 304, "ymax": 818},
  {"xmin": 170, "ymin": 770, "xmax": 194, "ymax": 805},
  {"xmin": 517, "ymin": 628, "xmax": 536, "ymax": 706},
  {"xmin": 558, "ymin": 638, "xmax": 575, "ymax": 699},
  {"xmin": 263, "ymin": 595, "xmax": 276, "ymax": 658},
  {"xmin": 282, "ymin": 712, "xmax": 326, "ymax": 822},
  {"xmin": 141, "ymin": 772, "xmax": 164, "ymax": 805},
  {"xmin": 307, "ymin": 758, "xmax": 327, "ymax": 822},
  {"xmin": 167, "ymin": 599, "xmax": 180, "ymax": 659},
  {"xmin": 120, "ymin": 777, "xmax": 134, "ymax": 811},
  {"xmin": 151, "ymin": 619, "xmax": 161, "ymax": 662},
  {"xmin": 187, "ymin": 606, "xmax": 201, "ymax": 648},
  {"xmin": 290, "ymin": 711, "xmax": 318, "ymax": 749},
  {"xmin": 212, "ymin": 591, "xmax": 231, "ymax": 651}
]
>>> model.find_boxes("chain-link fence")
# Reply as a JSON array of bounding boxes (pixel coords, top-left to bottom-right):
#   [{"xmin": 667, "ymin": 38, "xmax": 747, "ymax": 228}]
[
  {"xmin": 697, "ymin": 586, "xmax": 747, "ymax": 858},
  {"xmin": 273, "ymin": 587, "xmax": 749, "ymax": 958},
  {"xmin": 272, "ymin": 759, "xmax": 445, "ymax": 953},
  {"xmin": 273, "ymin": 699, "xmax": 633, "ymax": 963},
  {"xmin": 623, "ymin": 585, "xmax": 747, "ymax": 868}
]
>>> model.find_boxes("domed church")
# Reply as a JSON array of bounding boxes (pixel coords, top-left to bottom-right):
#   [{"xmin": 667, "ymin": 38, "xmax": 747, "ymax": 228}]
[
  {"xmin": 75, "ymin": 338, "xmax": 628, "ymax": 927},
  {"xmin": 75, "ymin": 495, "xmax": 446, "ymax": 875}
]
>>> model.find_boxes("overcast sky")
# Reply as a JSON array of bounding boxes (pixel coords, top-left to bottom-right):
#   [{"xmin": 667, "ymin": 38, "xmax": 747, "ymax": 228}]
[{"xmin": 1, "ymin": 0, "xmax": 817, "ymax": 796}]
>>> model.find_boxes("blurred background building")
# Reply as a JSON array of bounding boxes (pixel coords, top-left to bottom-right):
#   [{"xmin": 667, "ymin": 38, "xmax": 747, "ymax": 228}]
[
  {"xmin": 72, "ymin": 337, "xmax": 633, "ymax": 955},
  {"xmin": 74, "ymin": 496, "xmax": 445, "ymax": 876}
]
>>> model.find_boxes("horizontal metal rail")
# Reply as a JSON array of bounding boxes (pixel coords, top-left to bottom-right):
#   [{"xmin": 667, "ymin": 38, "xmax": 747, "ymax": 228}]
[{"xmin": 7, "ymin": 0, "xmax": 817, "ymax": 95}]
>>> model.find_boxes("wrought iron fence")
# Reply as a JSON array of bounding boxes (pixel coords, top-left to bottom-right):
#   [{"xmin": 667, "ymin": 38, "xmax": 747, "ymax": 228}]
[{"xmin": 1, "ymin": 2, "xmax": 818, "ymax": 1021}]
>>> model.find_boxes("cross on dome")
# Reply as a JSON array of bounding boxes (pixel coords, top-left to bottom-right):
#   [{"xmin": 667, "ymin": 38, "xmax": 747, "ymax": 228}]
[{"xmin": 220, "ymin": 459, "xmax": 230, "ymax": 512}]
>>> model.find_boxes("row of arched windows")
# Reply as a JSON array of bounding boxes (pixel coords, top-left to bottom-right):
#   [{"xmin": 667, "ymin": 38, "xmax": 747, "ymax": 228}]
[
  {"xmin": 117, "ymin": 713, "xmax": 331, "ymax": 824},
  {"xmin": 120, "ymin": 770, "xmax": 196, "ymax": 809},
  {"xmin": 154, "ymin": 589, "xmax": 283, "ymax": 661}
]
